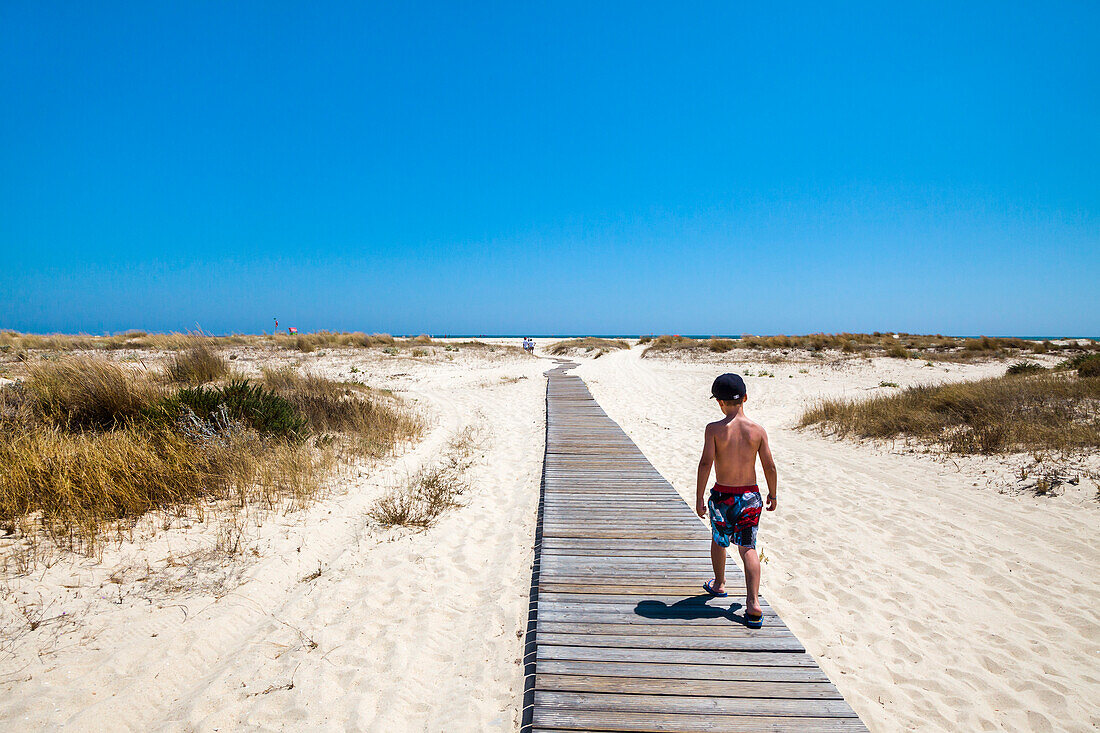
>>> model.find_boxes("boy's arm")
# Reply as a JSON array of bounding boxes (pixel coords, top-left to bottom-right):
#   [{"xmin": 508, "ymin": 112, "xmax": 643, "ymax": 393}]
[
  {"xmin": 758, "ymin": 427, "xmax": 778, "ymax": 511},
  {"xmin": 696, "ymin": 425, "xmax": 715, "ymax": 518}
]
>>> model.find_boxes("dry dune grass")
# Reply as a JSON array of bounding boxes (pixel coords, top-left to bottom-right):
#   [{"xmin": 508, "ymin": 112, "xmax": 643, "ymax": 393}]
[
  {"xmin": 641, "ymin": 332, "xmax": 1100, "ymax": 361},
  {"xmin": 25, "ymin": 358, "xmax": 161, "ymax": 430},
  {"xmin": 0, "ymin": 426, "xmax": 326, "ymax": 550},
  {"xmin": 640, "ymin": 335, "xmax": 735, "ymax": 353},
  {"xmin": 0, "ymin": 330, "xmax": 253, "ymax": 354},
  {"xmin": 369, "ymin": 425, "xmax": 486, "ymax": 528},
  {"xmin": 0, "ymin": 331, "xmax": 529, "ymax": 364},
  {"xmin": 799, "ymin": 371, "xmax": 1100, "ymax": 455},
  {"xmin": 260, "ymin": 366, "xmax": 422, "ymax": 456},
  {"xmin": 1065, "ymin": 353, "xmax": 1100, "ymax": 378},
  {"xmin": 0, "ymin": 329, "xmax": 399, "ymax": 354},
  {"xmin": 288, "ymin": 331, "xmax": 397, "ymax": 352},
  {"xmin": 0, "ymin": 356, "xmax": 421, "ymax": 554},
  {"xmin": 548, "ymin": 337, "xmax": 630, "ymax": 357},
  {"xmin": 164, "ymin": 338, "xmax": 230, "ymax": 384}
]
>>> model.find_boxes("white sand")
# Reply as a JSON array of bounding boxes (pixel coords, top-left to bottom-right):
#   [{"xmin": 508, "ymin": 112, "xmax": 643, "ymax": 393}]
[
  {"xmin": 3, "ymin": 340, "xmax": 1097, "ymax": 732},
  {"xmin": 575, "ymin": 346, "xmax": 1100, "ymax": 733},
  {"xmin": 0, "ymin": 345, "xmax": 547, "ymax": 731}
]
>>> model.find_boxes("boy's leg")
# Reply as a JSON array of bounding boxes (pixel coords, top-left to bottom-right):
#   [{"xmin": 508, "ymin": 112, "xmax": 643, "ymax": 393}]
[
  {"xmin": 710, "ymin": 540, "xmax": 727, "ymax": 593},
  {"xmin": 737, "ymin": 545, "xmax": 761, "ymax": 615}
]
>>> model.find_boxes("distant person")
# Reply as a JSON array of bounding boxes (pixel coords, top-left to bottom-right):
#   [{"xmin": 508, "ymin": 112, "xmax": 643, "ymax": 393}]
[{"xmin": 696, "ymin": 373, "xmax": 777, "ymax": 628}]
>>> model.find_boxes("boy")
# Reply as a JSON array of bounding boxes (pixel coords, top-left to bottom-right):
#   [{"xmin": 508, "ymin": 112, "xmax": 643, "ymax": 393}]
[{"xmin": 695, "ymin": 373, "xmax": 777, "ymax": 628}]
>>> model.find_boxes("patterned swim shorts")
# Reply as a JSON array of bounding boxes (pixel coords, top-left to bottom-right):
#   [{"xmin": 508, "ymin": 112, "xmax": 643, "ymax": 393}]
[{"xmin": 708, "ymin": 485, "xmax": 763, "ymax": 549}]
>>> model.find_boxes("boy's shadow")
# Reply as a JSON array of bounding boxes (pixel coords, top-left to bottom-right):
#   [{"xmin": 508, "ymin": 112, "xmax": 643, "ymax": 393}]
[{"xmin": 634, "ymin": 595, "xmax": 757, "ymax": 627}]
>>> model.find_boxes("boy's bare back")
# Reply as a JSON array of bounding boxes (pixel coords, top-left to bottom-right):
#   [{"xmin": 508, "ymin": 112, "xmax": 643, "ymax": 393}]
[{"xmin": 706, "ymin": 413, "xmax": 772, "ymax": 487}]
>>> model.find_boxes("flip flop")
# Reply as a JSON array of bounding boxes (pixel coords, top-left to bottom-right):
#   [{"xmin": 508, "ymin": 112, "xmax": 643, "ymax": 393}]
[
  {"xmin": 745, "ymin": 612, "xmax": 764, "ymax": 629},
  {"xmin": 703, "ymin": 579, "xmax": 727, "ymax": 597}
]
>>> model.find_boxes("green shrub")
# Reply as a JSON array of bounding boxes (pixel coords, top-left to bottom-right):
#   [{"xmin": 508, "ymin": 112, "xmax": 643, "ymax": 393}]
[
  {"xmin": 1077, "ymin": 354, "xmax": 1100, "ymax": 378},
  {"xmin": 1006, "ymin": 361, "xmax": 1045, "ymax": 376},
  {"xmin": 178, "ymin": 380, "xmax": 308, "ymax": 439}
]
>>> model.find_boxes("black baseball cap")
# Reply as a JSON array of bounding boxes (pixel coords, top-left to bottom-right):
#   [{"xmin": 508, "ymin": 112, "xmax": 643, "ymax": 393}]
[{"xmin": 711, "ymin": 373, "xmax": 746, "ymax": 401}]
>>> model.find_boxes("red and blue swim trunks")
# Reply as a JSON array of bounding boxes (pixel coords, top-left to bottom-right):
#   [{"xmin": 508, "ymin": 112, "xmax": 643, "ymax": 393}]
[{"xmin": 707, "ymin": 484, "xmax": 763, "ymax": 549}]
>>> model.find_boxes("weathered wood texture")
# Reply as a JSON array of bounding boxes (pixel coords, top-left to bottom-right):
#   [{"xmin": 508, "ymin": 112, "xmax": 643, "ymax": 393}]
[{"xmin": 527, "ymin": 360, "xmax": 866, "ymax": 732}]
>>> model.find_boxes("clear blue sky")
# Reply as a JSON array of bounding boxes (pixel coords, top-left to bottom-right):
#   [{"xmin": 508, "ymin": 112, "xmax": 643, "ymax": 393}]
[{"xmin": 2, "ymin": 2, "xmax": 1098, "ymax": 336}]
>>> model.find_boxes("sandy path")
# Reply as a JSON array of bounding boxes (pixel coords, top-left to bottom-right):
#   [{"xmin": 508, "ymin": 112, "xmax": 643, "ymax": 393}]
[
  {"xmin": 0, "ymin": 350, "xmax": 547, "ymax": 731},
  {"xmin": 576, "ymin": 347, "xmax": 1099, "ymax": 733}
]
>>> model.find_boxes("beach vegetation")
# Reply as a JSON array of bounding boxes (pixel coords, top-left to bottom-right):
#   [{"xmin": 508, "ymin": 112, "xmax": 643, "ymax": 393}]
[
  {"xmin": 26, "ymin": 357, "xmax": 160, "ymax": 430},
  {"xmin": 176, "ymin": 380, "xmax": 309, "ymax": 440},
  {"xmin": 639, "ymin": 332, "xmax": 1100, "ymax": 362},
  {"xmin": 369, "ymin": 425, "xmax": 484, "ymax": 528},
  {"xmin": 260, "ymin": 367, "xmax": 421, "ymax": 457},
  {"xmin": 1077, "ymin": 356, "xmax": 1100, "ymax": 378},
  {"xmin": 164, "ymin": 338, "xmax": 230, "ymax": 384},
  {"xmin": 799, "ymin": 371, "xmax": 1100, "ymax": 455},
  {"xmin": 0, "ymin": 356, "xmax": 421, "ymax": 556},
  {"xmin": 0, "ymin": 332, "xmax": 527, "ymax": 368},
  {"xmin": 1059, "ymin": 353, "xmax": 1100, "ymax": 378},
  {"xmin": 1006, "ymin": 361, "xmax": 1045, "ymax": 376},
  {"xmin": 548, "ymin": 337, "xmax": 630, "ymax": 356},
  {"xmin": 707, "ymin": 338, "xmax": 735, "ymax": 352}
]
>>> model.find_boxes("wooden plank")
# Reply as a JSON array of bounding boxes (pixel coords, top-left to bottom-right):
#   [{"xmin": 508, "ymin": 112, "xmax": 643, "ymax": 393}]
[
  {"xmin": 537, "ymin": 577, "xmax": 741, "ymax": 589},
  {"xmin": 535, "ymin": 621, "xmax": 795, "ymax": 638},
  {"xmin": 536, "ymin": 611, "xmax": 774, "ymax": 628},
  {"xmin": 536, "ymin": 660, "xmax": 831, "ymax": 683},
  {"xmin": 538, "ymin": 559, "xmax": 716, "ymax": 570},
  {"xmin": 538, "ymin": 583, "xmax": 740, "ymax": 596},
  {"xmin": 537, "ymin": 594, "xmax": 772, "ymax": 609},
  {"xmin": 536, "ymin": 674, "xmax": 843, "ymax": 699},
  {"xmin": 537, "ymin": 632, "xmax": 804, "ymax": 653},
  {"xmin": 531, "ymin": 710, "xmax": 868, "ymax": 732},
  {"xmin": 535, "ymin": 690, "xmax": 858, "ymax": 717},
  {"xmin": 541, "ymin": 539, "xmax": 706, "ymax": 550},
  {"xmin": 539, "ymin": 549, "xmax": 713, "ymax": 559},
  {"xmin": 538, "ymin": 646, "xmax": 818, "ymax": 667}
]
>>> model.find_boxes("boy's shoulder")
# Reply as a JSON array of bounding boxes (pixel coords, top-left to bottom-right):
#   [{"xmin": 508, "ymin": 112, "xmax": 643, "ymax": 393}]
[
  {"xmin": 742, "ymin": 415, "xmax": 769, "ymax": 436},
  {"xmin": 705, "ymin": 414, "xmax": 766, "ymax": 430},
  {"xmin": 707, "ymin": 414, "xmax": 768, "ymax": 434}
]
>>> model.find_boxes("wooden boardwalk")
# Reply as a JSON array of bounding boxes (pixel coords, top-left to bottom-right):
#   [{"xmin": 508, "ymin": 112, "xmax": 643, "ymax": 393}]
[{"xmin": 526, "ymin": 360, "xmax": 867, "ymax": 732}]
